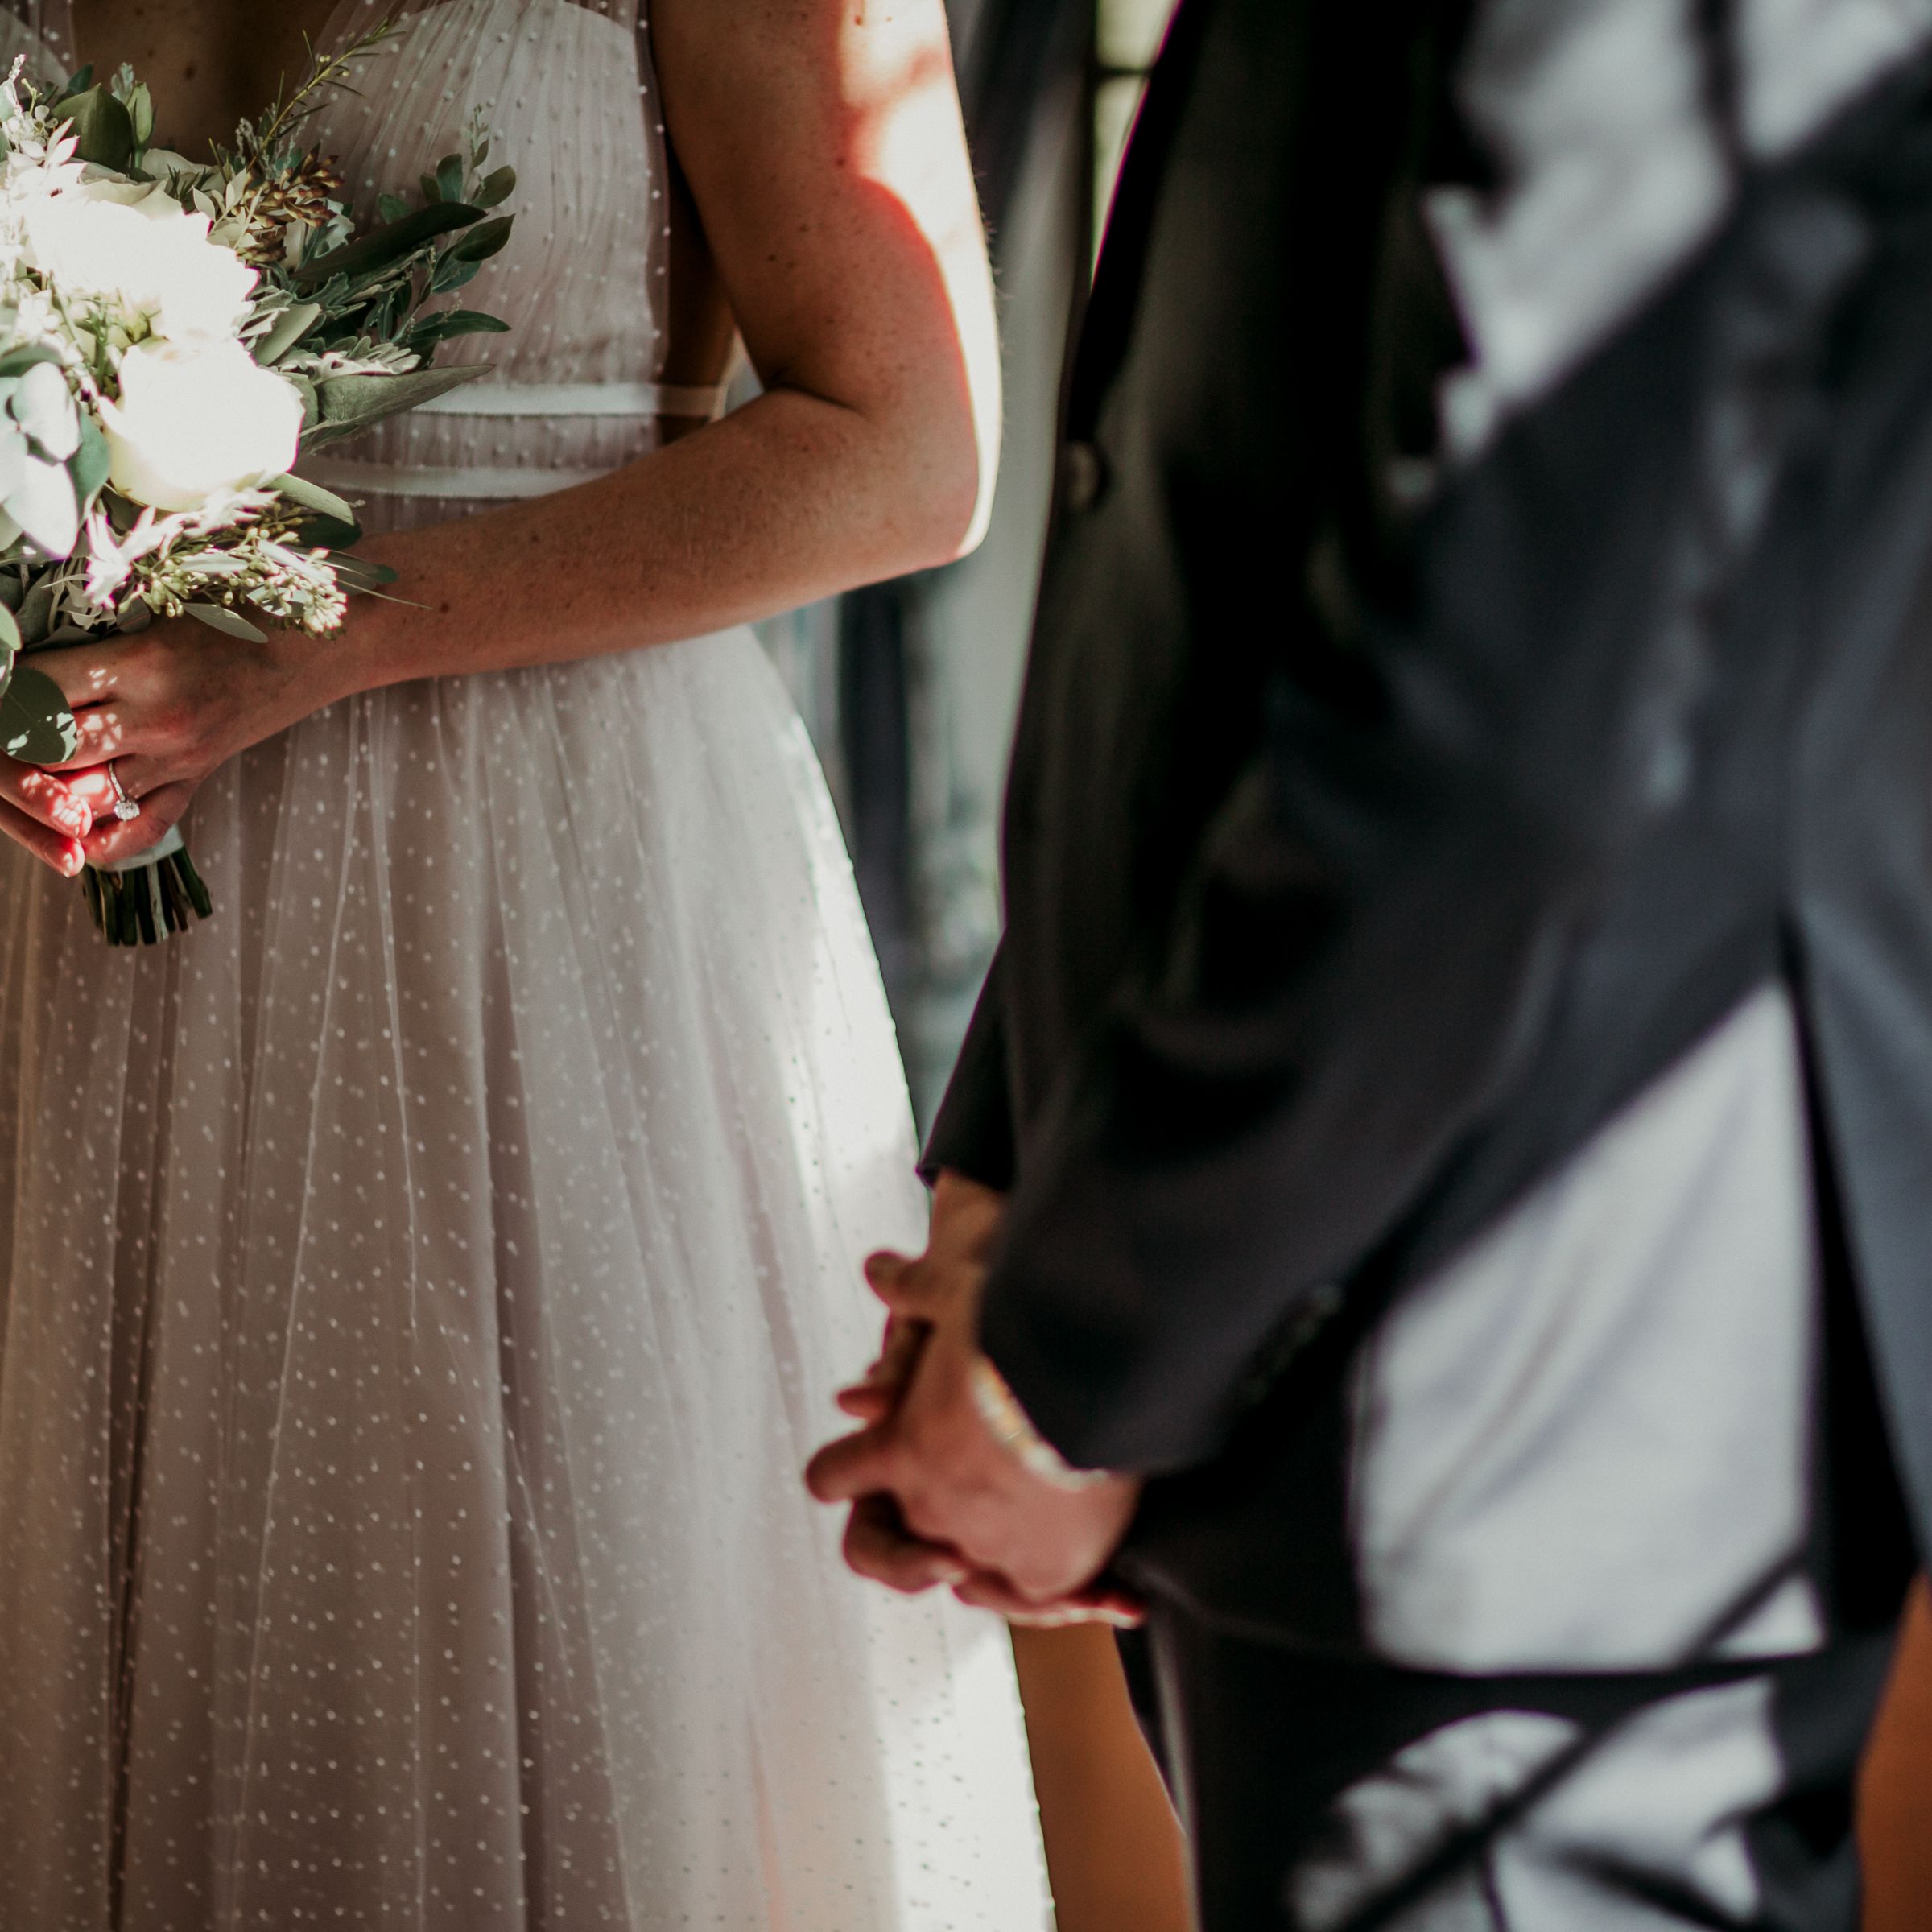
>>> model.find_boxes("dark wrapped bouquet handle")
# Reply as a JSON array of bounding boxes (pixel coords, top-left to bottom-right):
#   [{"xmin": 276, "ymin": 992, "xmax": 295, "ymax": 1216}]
[{"xmin": 82, "ymin": 824, "xmax": 214, "ymax": 947}]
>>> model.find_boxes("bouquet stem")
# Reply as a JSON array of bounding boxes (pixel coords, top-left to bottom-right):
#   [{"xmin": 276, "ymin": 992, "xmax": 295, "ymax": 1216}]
[{"xmin": 82, "ymin": 825, "xmax": 213, "ymax": 947}]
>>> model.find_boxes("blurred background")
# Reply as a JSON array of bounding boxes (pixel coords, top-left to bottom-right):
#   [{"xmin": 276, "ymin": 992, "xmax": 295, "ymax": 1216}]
[{"xmin": 754, "ymin": 0, "xmax": 1177, "ymax": 1129}]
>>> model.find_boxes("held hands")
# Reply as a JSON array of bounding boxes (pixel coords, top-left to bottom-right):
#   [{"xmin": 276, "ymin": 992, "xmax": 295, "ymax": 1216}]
[
  {"xmin": 805, "ymin": 1171, "xmax": 1146, "ymax": 1627},
  {"xmin": 0, "ymin": 615, "xmax": 341, "ymax": 874}
]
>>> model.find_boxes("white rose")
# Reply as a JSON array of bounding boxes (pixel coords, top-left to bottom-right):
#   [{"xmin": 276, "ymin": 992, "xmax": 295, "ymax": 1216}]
[
  {"xmin": 100, "ymin": 340, "xmax": 303, "ymax": 511},
  {"xmin": 24, "ymin": 183, "xmax": 258, "ymax": 344},
  {"xmin": 130, "ymin": 151, "xmax": 199, "ymax": 187},
  {"xmin": 71, "ymin": 173, "xmax": 175, "ymax": 213}
]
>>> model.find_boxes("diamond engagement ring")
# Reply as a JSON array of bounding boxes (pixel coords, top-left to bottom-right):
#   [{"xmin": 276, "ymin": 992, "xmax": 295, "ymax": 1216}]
[{"xmin": 106, "ymin": 762, "xmax": 141, "ymax": 823}]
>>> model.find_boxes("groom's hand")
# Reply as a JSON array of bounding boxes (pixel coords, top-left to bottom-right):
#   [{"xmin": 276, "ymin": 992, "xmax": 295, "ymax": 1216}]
[
  {"xmin": 806, "ymin": 1175, "xmax": 1144, "ymax": 1618},
  {"xmin": 831, "ymin": 1170, "xmax": 1006, "ymax": 1426}
]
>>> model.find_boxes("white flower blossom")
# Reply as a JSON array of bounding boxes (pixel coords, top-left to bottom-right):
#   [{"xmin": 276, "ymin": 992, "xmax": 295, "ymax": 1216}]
[
  {"xmin": 99, "ymin": 340, "xmax": 303, "ymax": 511},
  {"xmin": 79, "ymin": 487, "xmax": 278, "ymax": 605},
  {"xmin": 24, "ymin": 184, "xmax": 258, "ymax": 345}
]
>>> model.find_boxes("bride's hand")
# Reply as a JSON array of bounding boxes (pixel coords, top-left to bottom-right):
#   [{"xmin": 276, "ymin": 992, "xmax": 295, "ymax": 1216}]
[
  {"xmin": 29, "ymin": 616, "xmax": 344, "ymax": 868},
  {"xmin": 0, "ymin": 753, "xmax": 119, "ymax": 874},
  {"xmin": 835, "ymin": 1171, "xmax": 1007, "ymax": 1422}
]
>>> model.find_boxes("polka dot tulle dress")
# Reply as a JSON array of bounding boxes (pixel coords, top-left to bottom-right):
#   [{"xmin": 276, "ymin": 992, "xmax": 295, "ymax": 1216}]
[{"xmin": 0, "ymin": 3, "xmax": 1051, "ymax": 1926}]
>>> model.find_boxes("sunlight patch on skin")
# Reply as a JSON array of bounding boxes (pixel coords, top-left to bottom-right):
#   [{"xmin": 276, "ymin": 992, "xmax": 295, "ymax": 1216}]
[{"xmin": 834, "ymin": 19, "xmax": 1001, "ymax": 549}]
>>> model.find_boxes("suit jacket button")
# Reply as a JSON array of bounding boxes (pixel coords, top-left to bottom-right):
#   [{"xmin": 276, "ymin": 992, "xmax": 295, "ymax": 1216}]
[{"xmin": 1061, "ymin": 440, "xmax": 1107, "ymax": 513}]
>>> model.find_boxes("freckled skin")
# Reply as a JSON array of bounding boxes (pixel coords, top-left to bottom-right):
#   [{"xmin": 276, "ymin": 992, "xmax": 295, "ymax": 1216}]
[
  {"xmin": 0, "ymin": 19, "xmax": 1183, "ymax": 1926},
  {"xmin": 14, "ymin": 0, "xmax": 1005, "ymax": 877},
  {"xmin": 71, "ymin": 0, "xmax": 341, "ymax": 158},
  {"xmin": 77, "ymin": 0, "xmax": 736, "ymax": 399}
]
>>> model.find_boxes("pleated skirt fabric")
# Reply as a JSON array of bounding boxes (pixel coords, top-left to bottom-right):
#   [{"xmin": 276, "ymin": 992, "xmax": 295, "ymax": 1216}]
[{"xmin": 0, "ymin": 632, "xmax": 1050, "ymax": 1930}]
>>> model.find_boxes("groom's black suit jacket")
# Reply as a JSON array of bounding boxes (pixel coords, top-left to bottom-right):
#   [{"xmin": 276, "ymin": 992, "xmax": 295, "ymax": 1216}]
[{"xmin": 927, "ymin": 0, "xmax": 1932, "ymax": 1636}]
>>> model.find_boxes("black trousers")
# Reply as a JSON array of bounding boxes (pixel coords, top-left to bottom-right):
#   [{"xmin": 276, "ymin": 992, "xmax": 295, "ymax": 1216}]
[{"xmin": 1146, "ymin": 1608, "xmax": 1899, "ymax": 1932}]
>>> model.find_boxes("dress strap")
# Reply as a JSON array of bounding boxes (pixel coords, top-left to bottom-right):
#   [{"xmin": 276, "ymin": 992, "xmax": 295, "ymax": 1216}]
[{"xmin": 415, "ymin": 380, "xmax": 726, "ymax": 419}]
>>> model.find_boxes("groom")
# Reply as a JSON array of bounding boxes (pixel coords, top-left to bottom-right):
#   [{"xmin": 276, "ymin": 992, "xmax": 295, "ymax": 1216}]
[{"xmin": 811, "ymin": 0, "xmax": 1932, "ymax": 1923}]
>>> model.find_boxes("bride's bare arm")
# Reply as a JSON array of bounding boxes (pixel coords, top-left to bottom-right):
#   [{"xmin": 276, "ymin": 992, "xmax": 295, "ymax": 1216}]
[
  {"xmin": 338, "ymin": 0, "xmax": 1001, "ymax": 681},
  {"xmin": 17, "ymin": 0, "xmax": 997, "ymax": 868}
]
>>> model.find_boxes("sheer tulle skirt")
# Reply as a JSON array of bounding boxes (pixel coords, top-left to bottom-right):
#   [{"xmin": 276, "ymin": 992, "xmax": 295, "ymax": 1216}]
[{"xmin": 0, "ymin": 633, "xmax": 1048, "ymax": 1929}]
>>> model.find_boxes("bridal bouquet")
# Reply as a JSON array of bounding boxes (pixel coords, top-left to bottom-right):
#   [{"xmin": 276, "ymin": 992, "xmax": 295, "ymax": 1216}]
[{"xmin": 0, "ymin": 33, "xmax": 517, "ymax": 943}]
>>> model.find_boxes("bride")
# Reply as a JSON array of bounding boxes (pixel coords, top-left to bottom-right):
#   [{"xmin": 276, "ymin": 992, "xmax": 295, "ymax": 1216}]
[{"xmin": 0, "ymin": 0, "xmax": 1057, "ymax": 1924}]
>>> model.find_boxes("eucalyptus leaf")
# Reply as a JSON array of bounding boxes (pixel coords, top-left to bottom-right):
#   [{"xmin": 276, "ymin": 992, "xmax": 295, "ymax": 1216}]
[
  {"xmin": 299, "ymin": 514, "xmax": 362, "ymax": 552},
  {"xmin": 61, "ymin": 85, "xmax": 134, "ymax": 171},
  {"xmin": 303, "ymin": 365, "xmax": 489, "ymax": 448},
  {"xmin": 270, "ymin": 471, "xmax": 361, "ymax": 551},
  {"xmin": 367, "ymin": 287, "xmax": 402, "ymax": 342},
  {"xmin": 6, "ymin": 457, "xmax": 78, "ymax": 558},
  {"xmin": 430, "ymin": 254, "xmax": 481, "ymax": 295},
  {"xmin": 0, "ymin": 426, "xmax": 28, "ymax": 506},
  {"xmin": 409, "ymin": 310, "xmax": 511, "ymax": 353},
  {"xmin": 473, "ymin": 165, "xmax": 516, "ymax": 210},
  {"xmin": 185, "ymin": 603, "xmax": 270, "ymax": 643},
  {"xmin": 14, "ymin": 362, "xmax": 79, "ymax": 461},
  {"xmin": 287, "ymin": 371, "xmax": 320, "ymax": 431},
  {"xmin": 0, "ymin": 599, "xmax": 20, "ymax": 655},
  {"xmin": 256, "ymin": 299, "xmax": 323, "ymax": 366},
  {"xmin": 16, "ymin": 581, "xmax": 56, "ymax": 648},
  {"xmin": 0, "ymin": 664, "xmax": 77, "ymax": 764},
  {"xmin": 292, "ymin": 201, "xmax": 484, "ymax": 289},
  {"xmin": 334, "ymin": 555, "xmax": 402, "ymax": 593},
  {"xmin": 419, "ymin": 171, "xmax": 441, "ymax": 205},
  {"xmin": 436, "ymin": 152, "xmax": 465, "ymax": 202},
  {"xmin": 0, "ymin": 346, "xmax": 64, "ymax": 382},
  {"xmin": 377, "ymin": 192, "xmax": 410, "ymax": 224},
  {"xmin": 68, "ymin": 413, "xmax": 109, "ymax": 510},
  {"xmin": 56, "ymin": 64, "xmax": 93, "ymax": 101},
  {"xmin": 448, "ymin": 215, "xmax": 514, "ymax": 266},
  {"xmin": 271, "ymin": 472, "xmax": 357, "ymax": 526}
]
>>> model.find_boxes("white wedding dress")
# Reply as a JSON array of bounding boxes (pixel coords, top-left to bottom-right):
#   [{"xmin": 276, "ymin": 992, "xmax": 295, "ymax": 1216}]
[{"xmin": 0, "ymin": 3, "xmax": 1051, "ymax": 1927}]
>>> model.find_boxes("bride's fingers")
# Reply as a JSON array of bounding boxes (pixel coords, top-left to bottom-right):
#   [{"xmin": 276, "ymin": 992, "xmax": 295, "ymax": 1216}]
[
  {"xmin": 842, "ymin": 1495, "xmax": 969, "ymax": 1596},
  {"xmin": 863, "ymin": 1249, "xmax": 914, "ymax": 1305},
  {"xmin": 864, "ymin": 1250, "xmax": 955, "ymax": 1322},
  {"xmin": 0, "ymin": 792, "xmax": 85, "ymax": 873},
  {"xmin": 0, "ymin": 758, "xmax": 94, "ymax": 841},
  {"xmin": 32, "ymin": 648, "xmax": 153, "ymax": 774},
  {"xmin": 836, "ymin": 1316, "xmax": 931, "ymax": 1414},
  {"xmin": 27, "ymin": 638, "xmax": 131, "ymax": 715},
  {"xmin": 61, "ymin": 767, "xmax": 122, "ymax": 820},
  {"xmin": 55, "ymin": 703, "xmax": 134, "ymax": 770},
  {"xmin": 79, "ymin": 779, "xmax": 196, "ymax": 869},
  {"xmin": 876, "ymin": 1313, "xmax": 927, "ymax": 1376}
]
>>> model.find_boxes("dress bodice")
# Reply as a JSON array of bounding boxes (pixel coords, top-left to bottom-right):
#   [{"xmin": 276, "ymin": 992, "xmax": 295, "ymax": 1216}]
[
  {"xmin": 4, "ymin": 0, "xmax": 710, "ymax": 525},
  {"xmin": 310, "ymin": 0, "xmax": 710, "ymax": 522},
  {"xmin": 316, "ymin": 0, "xmax": 671, "ymax": 385}
]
